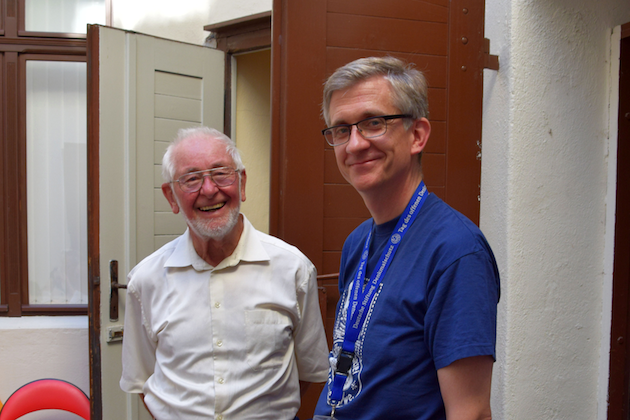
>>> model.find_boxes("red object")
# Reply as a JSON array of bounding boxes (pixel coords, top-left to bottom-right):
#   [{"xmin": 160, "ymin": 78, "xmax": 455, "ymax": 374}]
[{"xmin": 0, "ymin": 379, "xmax": 90, "ymax": 420}]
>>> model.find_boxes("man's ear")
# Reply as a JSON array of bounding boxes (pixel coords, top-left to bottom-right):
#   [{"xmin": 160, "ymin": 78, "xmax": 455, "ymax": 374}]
[
  {"xmin": 239, "ymin": 169, "xmax": 247, "ymax": 202},
  {"xmin": 162, "ymin": 182, "xmax": 180, "ymax": 214},
  {"xmin": 411, "ymin": 117, "xmax": 431, "ymax": 156}
]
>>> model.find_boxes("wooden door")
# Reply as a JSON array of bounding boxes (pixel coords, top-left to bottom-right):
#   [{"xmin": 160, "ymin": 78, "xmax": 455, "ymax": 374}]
[
  {"xmin": 271, "ymin": 0, "xmax": 489, "ymax": 273},
  {"xmin": 87, "ymin": 25, "xmax": 225, "ymax": 419},
  {"xmin": 270, "ymin": 1, "xmax": 492, "ymax": 416}
]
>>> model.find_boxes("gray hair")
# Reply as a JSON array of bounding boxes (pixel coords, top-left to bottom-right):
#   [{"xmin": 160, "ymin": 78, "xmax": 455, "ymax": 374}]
[
  {"xmin": 322, "ymin": 56, "xmax": 429, "ymax": 127},
  {"xmin": 161, "ymin": 126, "xmax": 245, "ymax": 182}
]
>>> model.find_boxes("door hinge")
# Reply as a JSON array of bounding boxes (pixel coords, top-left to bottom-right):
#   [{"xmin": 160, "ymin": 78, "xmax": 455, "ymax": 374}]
[{"xmin": 484, "ymin": 38, "xmax": 499, "ymax": 71}]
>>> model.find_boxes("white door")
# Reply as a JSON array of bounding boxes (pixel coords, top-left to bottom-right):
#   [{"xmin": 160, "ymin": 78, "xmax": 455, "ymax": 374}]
[{"xmin": 91, "ymin": 25, "xmax": 225, "ymax": 419}]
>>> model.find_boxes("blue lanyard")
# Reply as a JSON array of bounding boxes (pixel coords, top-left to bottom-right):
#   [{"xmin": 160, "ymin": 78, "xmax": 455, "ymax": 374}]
[{"xmin": 329, "ymin": 181, "xmax": 428, "ymax": 406}]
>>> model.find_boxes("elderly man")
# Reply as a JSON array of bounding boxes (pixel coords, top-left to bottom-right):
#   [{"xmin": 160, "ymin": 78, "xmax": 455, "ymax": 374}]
[
  {"xmin": 313, "ymin": 57, "xmax": 500, "ymax": 420},
  {"xmin": 120, "ymin": 127, "xmax": 329, "ymax": 419}
]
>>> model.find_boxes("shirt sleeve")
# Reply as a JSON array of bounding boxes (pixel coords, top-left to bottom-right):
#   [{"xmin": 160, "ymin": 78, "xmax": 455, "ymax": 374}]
[
  {"xmin": 425, "ymin": 249, "xmax": 500, "ymax": 371},
  {"xmin": 119, "ymin": 281, "xmax": 158, "ymax": 393},
  {"xmin": 292, "ymin": 260, "xmax": 330, "ymax": 383}
]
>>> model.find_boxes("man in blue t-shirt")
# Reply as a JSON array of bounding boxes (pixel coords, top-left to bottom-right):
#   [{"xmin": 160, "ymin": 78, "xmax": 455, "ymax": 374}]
[{"xmin": 314, "ymin": 57, "xmax": 500, "ymax": 420}]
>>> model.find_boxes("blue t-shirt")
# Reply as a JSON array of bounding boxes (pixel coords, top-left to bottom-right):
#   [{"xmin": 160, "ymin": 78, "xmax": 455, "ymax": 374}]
[{"xmin": 314, "ymin": 193, "xmax": 500, "ymax": 420}]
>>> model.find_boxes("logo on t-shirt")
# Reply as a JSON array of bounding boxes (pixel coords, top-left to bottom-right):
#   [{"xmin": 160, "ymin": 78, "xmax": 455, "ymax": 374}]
[{"xmin": 326, "ymin": 279, "xmax": 383, "ymax": 408}]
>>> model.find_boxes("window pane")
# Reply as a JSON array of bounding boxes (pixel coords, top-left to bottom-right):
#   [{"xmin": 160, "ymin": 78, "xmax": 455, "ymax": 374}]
[
  {"xmin": 26, "ymin": 61, "xmax": 88, "ymax": 305},
  {"xmin": 25, "ymin": 0, "xmax": 105, "ymax": 34}
]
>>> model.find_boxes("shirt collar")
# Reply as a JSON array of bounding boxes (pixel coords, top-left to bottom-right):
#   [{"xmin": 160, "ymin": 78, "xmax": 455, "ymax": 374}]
[{"xmin": 164, "ymin": 214, "xmax": 270, "ymax": 271}]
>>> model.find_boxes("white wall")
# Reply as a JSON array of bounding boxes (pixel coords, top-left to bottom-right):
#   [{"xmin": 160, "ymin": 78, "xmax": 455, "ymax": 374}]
[
  {"xmin": 111, "ymin": 0, "xmax": 213, "ymax": 45},
  {"xmin": 482, "ymin": 0, "xmax": 630, "ymax": 418},
  {"xmin": 0, "ymin": 317, "xmax": 89, "ymax": 419},
  {"xmin": 110, "ymin": 0, "xmax": 272, "ymax": 45},
  {"xmin": 207, "ymin": 0, "xmax": 271, "ymax": 26}
]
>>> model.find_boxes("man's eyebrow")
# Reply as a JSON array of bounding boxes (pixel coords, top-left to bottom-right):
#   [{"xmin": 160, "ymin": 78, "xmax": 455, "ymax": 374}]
[
  {"xmin": 184, "ymin": 163, "xmax": 232, "ymax": 172},
  {"xmin": 179, "ymin": 167, "xmax": 204, "ymax": 175},
  {"xmin": 331, "ymin": 112, "xmax": 386, "ymax": 126}
]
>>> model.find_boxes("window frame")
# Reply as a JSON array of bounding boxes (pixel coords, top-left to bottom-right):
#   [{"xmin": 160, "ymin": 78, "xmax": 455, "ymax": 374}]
[
  {"xmin": 0, "ymin": 0, "xmax": 111, "ymax": 317},
  {"xmin": 18, "ymin": 0, "xmax": 106, "ymax": 39},
  {"xmin": 21, "ymin": 53, "xmax": 89, "ymax": 315}
]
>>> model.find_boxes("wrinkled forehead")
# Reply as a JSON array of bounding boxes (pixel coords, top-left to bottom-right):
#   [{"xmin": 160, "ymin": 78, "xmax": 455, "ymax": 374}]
[{"xmin": 172, "ymin": 136, "xmax": 233, "ymax": 175}]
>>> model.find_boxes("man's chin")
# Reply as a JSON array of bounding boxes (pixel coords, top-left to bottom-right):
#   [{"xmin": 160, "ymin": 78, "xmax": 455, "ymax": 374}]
[{"xmin": 188, "ymin": 211, "xmax": 239, "ymax": 240}]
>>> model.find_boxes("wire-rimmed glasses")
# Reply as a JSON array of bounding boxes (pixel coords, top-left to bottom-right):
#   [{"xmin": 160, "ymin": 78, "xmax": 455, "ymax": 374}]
[
  {"xmin": 322, "ymin": 114, "xmax": 412, "ymax": 146},
  {"xmin": 173, "ymin": 167, "xmax": 239, "ymax": 193}
]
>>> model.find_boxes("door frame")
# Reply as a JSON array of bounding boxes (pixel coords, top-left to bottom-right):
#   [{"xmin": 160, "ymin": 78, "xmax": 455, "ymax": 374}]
[
  {"xmin": 86, "ymin": 23, "xmax": 102, "ymax": 419},
  {"xmin": 203, "ymin": 11, "xmax": 272, "ymax": 139}
]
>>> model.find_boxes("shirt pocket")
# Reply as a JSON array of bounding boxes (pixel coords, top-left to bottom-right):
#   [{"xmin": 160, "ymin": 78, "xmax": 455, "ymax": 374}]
[{"xmin": 245, "ymin": 309, "xmax": 293, "ymax": 371}]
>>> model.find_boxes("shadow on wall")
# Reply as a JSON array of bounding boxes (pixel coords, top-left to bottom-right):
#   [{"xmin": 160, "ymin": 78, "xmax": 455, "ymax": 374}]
[{"xmin": 113, "ymin": 1, "xmax": 215, "ymax": 46}]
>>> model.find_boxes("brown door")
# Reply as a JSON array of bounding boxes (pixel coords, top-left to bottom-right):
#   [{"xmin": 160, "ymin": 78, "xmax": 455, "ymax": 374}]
[
  {"xmin": 270, "ymin": 1, "xmax": 491, "ymax": 417},
  {"xmin": 271, "ymin": 0, "xmax": 489, "ymax": 272}
]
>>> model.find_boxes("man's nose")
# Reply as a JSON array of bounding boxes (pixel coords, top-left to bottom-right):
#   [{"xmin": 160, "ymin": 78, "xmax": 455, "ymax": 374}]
[
  {"xmin": 346, "ymin": 124, "xmax": 370, "ymax": 152},
  {"xmin": 199, "ymin": 174, "xmax": 219, "ymax": 194}
]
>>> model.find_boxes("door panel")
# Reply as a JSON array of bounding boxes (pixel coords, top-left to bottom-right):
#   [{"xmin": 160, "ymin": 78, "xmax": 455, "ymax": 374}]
[
  {"xmin": 88, "ymin": 25, "xmax": 224, "ymax": 419},
  {"xmin": 134, "ymin": 34, "xmax": 224, "ymax": 261},
  {"xmin": 328, "ymin": 0, "xmax": 448, "ymax": 19},
  {"xmin": 327, "ymin": 16, "xmax": 448, "ymax": 55}
]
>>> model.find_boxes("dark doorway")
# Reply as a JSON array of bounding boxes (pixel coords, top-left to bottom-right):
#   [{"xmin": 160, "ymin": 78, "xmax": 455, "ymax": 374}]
[{"xmin": 608, "ymin": 21, "xmax": 630, "ymax": 420}]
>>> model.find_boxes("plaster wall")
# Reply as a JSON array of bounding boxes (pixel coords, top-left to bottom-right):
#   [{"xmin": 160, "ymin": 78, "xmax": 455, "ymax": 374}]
[
  {"xmin": 207, "ymin": 0, "xmax": 272, "ymax": 26},
  {"xmin": 111, "ymin": 0, "xmax": 213, "ymax": 45},
  {"xmin": 0, "ymin": 317, "xmax": 89, "ymax": 419},
  {"xmin": 110, "ymin": 0, "xmax": 272, "ymax": 47},
  {"xmin": 482, "ymin": 0, "xmax": 630, "ymax": 418}
]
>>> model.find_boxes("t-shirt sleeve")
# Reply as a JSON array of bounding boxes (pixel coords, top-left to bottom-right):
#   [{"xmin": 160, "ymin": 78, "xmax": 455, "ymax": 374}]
[{"xmin": 424, "ymin": 249, "xmax": 500, "ymax": 370}]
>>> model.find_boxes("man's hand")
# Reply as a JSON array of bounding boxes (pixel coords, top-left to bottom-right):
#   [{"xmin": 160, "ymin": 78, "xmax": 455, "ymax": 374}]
[
  {"xmin": 139, "ymin": 393, "xmax": 155, "ymax": 419},
  {"xmin": 437, "ymin": 355, "xmax": 494, "ymax": 420},
  {"xmin": 299, "ymin": 381, "xmax": 312, "ymax": 397}
]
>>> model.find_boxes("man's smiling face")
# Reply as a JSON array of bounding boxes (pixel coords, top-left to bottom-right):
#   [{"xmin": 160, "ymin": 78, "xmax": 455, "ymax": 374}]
[
  {"xmin": 162, "ymin": 135, "xmax": 246, "ymax": 241},
  {"xmin": 328, "ymin": 76, "xmax": 422, "ymax": 197}
]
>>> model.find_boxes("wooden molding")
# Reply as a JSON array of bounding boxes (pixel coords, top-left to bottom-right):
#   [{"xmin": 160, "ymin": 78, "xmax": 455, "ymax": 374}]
[{"xmin": 204, "ymin": 11, "xmax": 271, "ymax": 54}]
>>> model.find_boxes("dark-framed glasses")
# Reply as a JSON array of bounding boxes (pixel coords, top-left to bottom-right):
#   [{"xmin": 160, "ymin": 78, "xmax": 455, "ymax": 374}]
[
  {"xmin": 322, "ymin": 114, "xmax": 412, "ymax": 146},
  {"xmin": 173, "ymin": 167, "xmax": 240, "ymax": 193}
]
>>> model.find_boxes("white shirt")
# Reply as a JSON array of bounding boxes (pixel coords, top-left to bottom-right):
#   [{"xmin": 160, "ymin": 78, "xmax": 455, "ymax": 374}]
[{"xmin": 120, "ymin": 215, "xmax": 329, "ymax": 420}]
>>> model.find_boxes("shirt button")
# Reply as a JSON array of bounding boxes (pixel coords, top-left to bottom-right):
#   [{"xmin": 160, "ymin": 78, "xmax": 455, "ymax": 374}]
[
  {"xmin": 214, "ymin": 302, "xmax": 221, "ymax": 309},
  {"xmin": 218, "ymin": 377, "xmax": 225, "ymax": 384},
  {"xmin": 217, "ymin": 415, "xmax": 223, "ymax": 420},
  {"xmin": 217, "ymin": 340, "xmax": 223, "ymax": 347}
]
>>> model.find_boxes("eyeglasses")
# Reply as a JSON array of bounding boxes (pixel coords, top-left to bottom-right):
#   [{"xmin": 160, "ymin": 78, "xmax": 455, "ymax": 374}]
[
  {"xmin": 173, "ymin": 167, "xmax": 240, "ymax": 193},
  {"xmin": 322, "ymin": 114, "xmax": 412, "ymax": 146}
]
